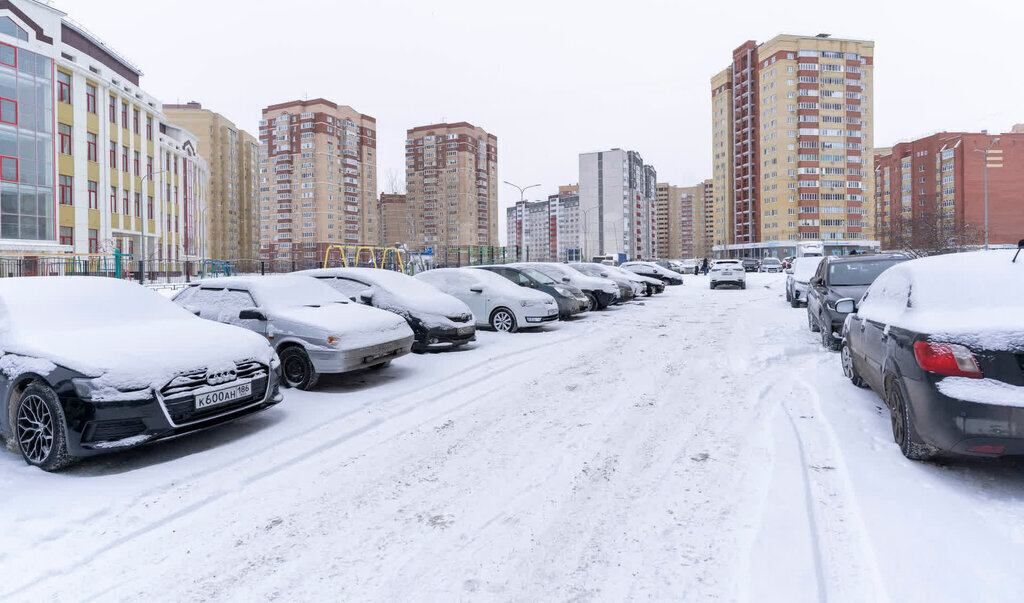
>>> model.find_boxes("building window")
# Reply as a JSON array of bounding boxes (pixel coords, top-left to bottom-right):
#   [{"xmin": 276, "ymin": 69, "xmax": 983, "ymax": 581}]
[
  {"xmin": 58, "ymin": 123, "xmax": 72, "ymax": 155},
  {"xmin": 108, "ymin": 95, "xmax": 116, "ymax": 122},
  {"xmin": 133, "ymin": 151, "xmax": 140, "ymax": 175},
  {"xmin": 121, "ymin": 102, "xmax": 128, "ymax": 128},
  {"xmin": 85, "ymin": 83, "xmax": 96, "ymax": 113},
  {"xmin": 86, "ymin": 132, "xmax": 97, "ymax": 162},
  {"xmin": 0, "ymin": 42, "xmax": 16, "ymax": 68},
  {"xmin": 146, "ymin": 116, "xmax": 153, "ymax": 140},
  {"xmin": 146, "ymin": 155, "xmax": 153, "ymax": 178},
  {"xmin": 109, "ymin": 140, "xmax": 116, "ymax": 165},
  {"xmin": 110, "ymin": 186, "xmax": 117, "ymax": 211},
  {"xmin": 122, "ymin": 191, "xmax": 128, "ymax": 215},
  {"xmin": 87, "ymin": 180, "xmax": 98, "ymax": 209},
  {"xmin": 134, "ymin": 192, "xmax": 141, "ymax": 217},
  {"xmin": 57, "ymin": 71, "xmax": 71, "ymax": 104},
  {"xmin": 0, "ymin": 155, "xmax": 17, "ymax": 181},
  {"xmin": 147, "ymin": 195, "xmax": 154, "ymax": 219},
  {"xmin": 0, "ymin": 97, "xmax": 16, "ymax": 124},
  {"xmin": 59, "ymin": 226, "xmax": 73, "ymax": 246},
  {"xmin": 121, "ymin": 145, "xmax": 128, "ymax": 171},
  {"xmin": 132, "ymin": 108, "xmax": 139, "ymax": 134},
  {"xmin": 88, "ymin": 228, "xmax": 98, "ymax": 253},
  {"xmin": 58, "ymin": 175, "xmax": 73, "ymax": 205}
]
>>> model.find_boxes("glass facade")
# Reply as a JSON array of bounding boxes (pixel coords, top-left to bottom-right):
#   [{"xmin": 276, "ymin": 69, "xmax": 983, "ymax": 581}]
[{"xmin": 0, "ymin": 44, "xmax": 54, "ymax": 241}]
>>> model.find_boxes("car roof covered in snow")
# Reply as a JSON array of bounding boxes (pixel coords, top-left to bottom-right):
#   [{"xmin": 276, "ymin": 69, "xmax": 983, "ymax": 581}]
[
  {"xmin": 300, "ymin": 267, "xmax": 471, "ymax": 317},
  {"xmin": 181, "ymin": 274, "xmax": 349, "ymax": 309}
]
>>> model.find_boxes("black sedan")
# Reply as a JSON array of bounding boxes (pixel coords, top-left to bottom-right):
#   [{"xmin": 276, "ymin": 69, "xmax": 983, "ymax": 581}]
[
  {"xmin": 0, "ymin": 278, "xmax": 282, "ymax": 471},
  {"xmin": 473, "ymin": 265, "xmax": 589, "ymax": 319},
  {"xmin": 841, "ymin": 247, "xmax": 1024, "ymax": 460},
  {"xmin": 806, "ymin": 254, "xmax": 908, "ymax": 350}
]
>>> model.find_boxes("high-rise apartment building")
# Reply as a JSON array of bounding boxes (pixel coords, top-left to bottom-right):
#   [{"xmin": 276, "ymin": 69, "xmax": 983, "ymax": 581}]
[
  {"xmin": 695, "ymin": 179, "xmax": 715, "ymax": 258},
  {"xmin": 506, "ymin": 200, "xmax": 551, "ymax": 261},
  {"xmin": 0, "ymin": 0, "xmax": 207, "ymax": 268},
  {"xmin": 379, "ymin": 193, "xmax": 412, "ymax": 247},
  {"xmin": 711, "ymin": 34, "xmax": 876, "ymax": 257},
  {"xmin": 655, "ymin": 182, "xmax": 704, "ymax": 259},
  {"xmin": 874, "ymin": 129, "xmax": 1024, "ymax": 249},
  {"xmin": 552, "ymin": 185, "xmax": 580, "ymax": 262},
  {"xmin": 165, "ymin": 102, "xmax": 259, "ymax": 264},
  {"xmin": 258, "ymin": 99, "xmax": 377, "ymax": 269},
  {"xmin": 578, "ymin": 149, "xmax": 656, "ymax": 262},
  {"xmin": 405, "ymin": 122, "xmax": 498, "ymax": 254}
]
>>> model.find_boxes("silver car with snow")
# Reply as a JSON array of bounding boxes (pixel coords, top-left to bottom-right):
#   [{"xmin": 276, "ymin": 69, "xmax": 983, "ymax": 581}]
[{"xmin": 174, "ymin": 275, "xmax": 414, "ymax": 390}]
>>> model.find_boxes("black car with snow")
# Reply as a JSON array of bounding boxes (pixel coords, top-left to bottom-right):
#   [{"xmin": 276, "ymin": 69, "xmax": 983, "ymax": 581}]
[
  {"xmin": 300, "ymin": 267, "xmax": 476, "ymax": 352},
  {"xmin": 806, "ymin": 254, "xmax": 908, "ymax": 350},
  {"xmin": 0, "ymin": 278, "xmax": 282, "ymax": 472},
  {"xmin": 840, "ymin": 247, "xmax": 1024, "ymax": 460}
]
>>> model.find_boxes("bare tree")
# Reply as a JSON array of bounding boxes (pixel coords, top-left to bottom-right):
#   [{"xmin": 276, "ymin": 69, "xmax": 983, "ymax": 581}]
[
  {"xmin": 898, "ymin": 204, "xmax": 985, "ymax": 257},
  {"xmin": 383, "ymin": 169, "xmax": 405, "ymax": 195}
]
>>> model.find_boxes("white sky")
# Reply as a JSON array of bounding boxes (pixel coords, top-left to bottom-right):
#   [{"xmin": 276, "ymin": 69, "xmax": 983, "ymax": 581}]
[{"xmin": 66, "ymin": 0, "xmax": 1023, "ymax": 244}]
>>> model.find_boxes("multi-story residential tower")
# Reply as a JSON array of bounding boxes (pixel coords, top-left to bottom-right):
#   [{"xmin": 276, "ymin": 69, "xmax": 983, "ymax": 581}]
[
  {"xmin": 552, "ymin": 184, "xmax": 580, "ymax": 262},
  {"xmin": 711, "ymin": 34, "xmax": 876, "ymax": 257},
  {"xmin": 695, "ymin": 178, "xmax": 715, "ymax": 258},
  {"xmin": 874, "ymin": 129, "xmax": 1024, "ymax": 249},
  {"xmin": 379, "ymin": 193, "xmax": 412, "ymax": 247},
  {"xmin": 405, "ymin": 122, "xmax": 498, "ymax": 254},
  {"xmin": 165, "ymin": 102, "xmax": 259, "ymax": 264},
  {"xmin": 0, "ymin": 0, "xmax": 207, "ymax": 269},
  {"xmin": 578, "ymin": 149, "xmax": 656, "ymax": 262},
  {"xmin": 258, "ymin": 99, "xmax": 377, "ymax": 269},
  {"xmin": 655, "ymin": 182, "xmax": 703, "ymax": 259},
  {"xmin": 505, "ymin": 200, "xmax": 550, "ymax": 261}
]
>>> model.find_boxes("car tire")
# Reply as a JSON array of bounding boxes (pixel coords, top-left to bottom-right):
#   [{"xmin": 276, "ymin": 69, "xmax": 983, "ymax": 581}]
[
  {"xmin": 841, "ymin": 341, "xmax": 867, "ymax": 387},
  {"xmin": 820, "ymin": 320, "xmax": 840, "ymax": 351},
  {"xmin": 584, "ymin": 293, "xmax": 598, "ymax": 312},
  {"xmin": 807, "ymin": 310, "xmax": 820, "ymax": 333},
  {"xmin": 709, "ymin": 281, "xmax": 716, "ymax": 290},
  {"xmin": 14, "ymin": 383, "xmax": 74, "ymax": 472},
  {"xmin": 887, "ymin": 378, "xmax": 932, "ymax": 461},
  {"xmin": 785, "ymin": 287, "xmax": 793, "ymax": 302},
  {"xmin": 279, "ymin": 346, "xmax": 320, "ymax": 390},
  {"xmin": 740, "ymin": 282, "xmax": 746, "ymax": 290},
  {"xmin": 790, "ymin": 294, "xmax": 801, "ymax": 308},
  {"xmin": 490, "ymin": 307, "xmax": 518, "ymax": 333}
]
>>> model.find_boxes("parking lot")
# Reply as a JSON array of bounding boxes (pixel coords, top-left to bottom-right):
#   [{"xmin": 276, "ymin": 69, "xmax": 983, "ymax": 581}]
[{"xmin": 2, "ymin": 273, "xmax": 1023, "ymax": 601}]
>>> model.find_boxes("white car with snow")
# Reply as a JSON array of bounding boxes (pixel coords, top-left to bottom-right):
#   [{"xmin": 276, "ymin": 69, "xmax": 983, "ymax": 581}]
[
  {"xmin": 0, "ymin": 277, "xmax": 282, "ymax": 472},
  {"xmin": 709, "ymin": 259, "xmax": 746, "ymax": 289},
  {"xmin": 620, "ymin": 261, "xmax": 685, "ymax": 286},
  {"xmin": 513, "ymin": 262, "xmax": 621, "ymax": 309},
  {"xmin": 785, "ymin": 256, "xmax": 825, "ymax": 307},
  {"xmin": 415, "ymin": 268, "xmax": 559, "ymax": 332},
  {"xmin": 173, "ymin": 275, "xmax": 414, "ymax": 390},
  {"xmin": 299, "ymin": 267, "xmax": 476, "ymax": 353}
]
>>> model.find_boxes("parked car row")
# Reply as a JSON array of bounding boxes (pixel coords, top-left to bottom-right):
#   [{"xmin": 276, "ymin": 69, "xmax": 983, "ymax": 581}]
[
  {"xmin": 788, "ymin": 242, "xmax": 1024, "ymax": 462},
  {"xmin": 0, "ymin": 260, "xmax": 683, "ymax": 472}
]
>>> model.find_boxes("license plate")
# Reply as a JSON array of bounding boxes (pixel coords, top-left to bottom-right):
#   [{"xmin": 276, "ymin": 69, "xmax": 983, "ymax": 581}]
[
  {"xmin": 457, "ymin": 326, "xmax": 474, "ymax": 336},
  {"xmin": 195, "ymin": 382, "xmax": 252, "ymax": 410},
  {"xmin": 723, "ymin": 271, "xmax": 733, "ymax": 275}
]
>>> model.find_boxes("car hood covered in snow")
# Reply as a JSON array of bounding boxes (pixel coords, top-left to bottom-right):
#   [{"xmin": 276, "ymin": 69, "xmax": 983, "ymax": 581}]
[
  {"xmin": 0, "ymin": 277, "xmax": 274, "ymax": 391},
  {"xmin": 270, "ymin": 302, "xmax": 414, "ymax": 350}
]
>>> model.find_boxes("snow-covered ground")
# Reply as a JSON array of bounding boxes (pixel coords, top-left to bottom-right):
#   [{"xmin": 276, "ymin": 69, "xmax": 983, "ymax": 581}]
[{"xmin": 3, "ymin": 273, "xmax": 1023, "ymax": 601}]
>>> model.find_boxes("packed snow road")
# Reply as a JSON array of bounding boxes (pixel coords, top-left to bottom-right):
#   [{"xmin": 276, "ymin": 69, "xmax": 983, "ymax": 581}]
[{"xmin": 2, "ymin": 274, "xmax": 1023, "ymax": 601}]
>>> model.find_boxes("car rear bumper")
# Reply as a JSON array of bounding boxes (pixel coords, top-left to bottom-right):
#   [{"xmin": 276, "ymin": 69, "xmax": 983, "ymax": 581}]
[
  {"xmin": 903, "ymin": 377, "xmax": 1024, "ymax": 456},
  {"xmin": 310, "ymin": 334, "xmax": 414, "ymax": 373},
  {"xmin": 64, "ymin": 371, "xmax": 283, "ymax": 457}
]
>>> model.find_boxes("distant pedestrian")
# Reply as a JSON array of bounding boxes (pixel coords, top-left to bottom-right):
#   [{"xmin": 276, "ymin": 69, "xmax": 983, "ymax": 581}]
[{"xmin": 701, "ymin": 258, "xmax": 709, "ymax": 275}]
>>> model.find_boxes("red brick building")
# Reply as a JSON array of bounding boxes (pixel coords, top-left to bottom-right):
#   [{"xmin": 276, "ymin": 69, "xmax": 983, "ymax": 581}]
[{"xmin": 874, "ymin": 129, "xmax": 1024, "ymax": 249}]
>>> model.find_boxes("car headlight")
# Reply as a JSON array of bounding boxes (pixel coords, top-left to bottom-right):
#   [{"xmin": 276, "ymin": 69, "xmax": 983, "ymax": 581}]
[
  {"xmin": 72, "ymin": 377, "xmax": 150, "ymax": 401},
  {"xmin": 327, "ymin": 335, "xmax": 342, "ymax": 346},
  {"xmin": 553, "ymin": 286, "xmax": 572, "ymax": 296}
]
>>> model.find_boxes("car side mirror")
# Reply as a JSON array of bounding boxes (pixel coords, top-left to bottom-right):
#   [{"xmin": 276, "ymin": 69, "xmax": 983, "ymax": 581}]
[
  {"xmin": 239, "ymin": 308, "xmax": 266, "ymax": 321},
  {"xmin": 835, "ymin": 298, "xmax": 855, "ymax": 314},
  {"xmin": 810, "ymin": 277, "xmax": 822, "ymax": 286},
  {"xmin": 562, "ymin": 277, "xmax": 571, "ymax": 283},
  {"xmin": 469, "ymin": 286, "xmax": 483, "ymax": 293},
  {"xmin": 358, "ymin": 293, "xmax": 373, "ymax": 304}
]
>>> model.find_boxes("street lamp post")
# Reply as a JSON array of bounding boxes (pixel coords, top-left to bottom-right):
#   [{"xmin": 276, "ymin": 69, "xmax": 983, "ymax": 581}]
[
  {"xmin": 137, "ymin": 169, "xmax": 170, "ymax": 285},
  {"xmin": 973, "ymin": 137, "xmax": 1001, "ymax": 250}
]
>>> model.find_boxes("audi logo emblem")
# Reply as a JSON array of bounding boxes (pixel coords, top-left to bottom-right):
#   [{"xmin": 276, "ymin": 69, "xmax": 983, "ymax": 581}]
[{"xmin": 206, "ymin": 369, "xmax": 237, "ymax": 386}]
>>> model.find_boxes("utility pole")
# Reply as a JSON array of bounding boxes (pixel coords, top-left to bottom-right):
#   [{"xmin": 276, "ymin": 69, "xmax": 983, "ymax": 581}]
[{"xmin": 137, "ymin": 169, "xmax": 169, "ymax": 285}]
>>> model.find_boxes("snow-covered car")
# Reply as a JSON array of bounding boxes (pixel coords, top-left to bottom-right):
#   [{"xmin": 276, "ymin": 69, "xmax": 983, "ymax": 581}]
[
  {"xmin": 620, "ymin": 261, "xmax": 685, "ymax": 286},
  {"xmin": 568, "ymin": 262, "xmax": 644, "ymax": 299},
  {"xmin": 677, "ymin": 259, "xmax": 699, "ymax": 275},
  {"xmin": 786, "ymin": 256, "xmax": 824, "ymax": 307},
  {"xmin": 415, "ymin": 268, "xmax": 559, "ymax": 332},
  {"xmin": 740, "ymin": 258, "xmax": 760, "ymax": 272},
  {"xmin": 512, "ymin": 262, "xmax": 620, "ymax": 310},
  {"xmin": 841, "ymin": 248, "xmax": 1024, "ymax": 460},
  {"xmin": 473, "ymin": 265, "xmax": 590, "ymax": 318},
  {"xmin": 299, "ymin": 267, "xmax": 476, "ymax": 353},
  {"xmin": 759, "ymin": 257, "xmax": 783, "ymax": 273},
  {"xmin": 0, "ymin": 277, "xmax": 282, "ymax": 472},
  {"xmin": 709, "ymin": 259, "xmax": 746, "ymax": 289},
  {"xmin": 606, "ymin": 265, "xmax": 665, "ymax": 296},
  {"xmin": 173, "ymin": 275, "xmax": 414, "ymax": 390}
]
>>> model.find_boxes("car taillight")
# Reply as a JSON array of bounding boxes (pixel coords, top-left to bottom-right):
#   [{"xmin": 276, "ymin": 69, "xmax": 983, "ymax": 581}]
[{"xmin": 913, "ymin": 341, "xmax": 983, "ymax": 379}]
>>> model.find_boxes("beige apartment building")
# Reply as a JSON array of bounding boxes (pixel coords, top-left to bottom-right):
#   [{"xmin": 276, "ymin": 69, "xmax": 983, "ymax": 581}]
[
  {"xmin": 258, "ymin": 99, "xmax": 378, "ymax": 269},
  {"xmin": 696, "ymin": 178, "xmax": 715, "ymax": 258},
  {"xmin": 379, "ymin": 193, "xmax": 412, "ymax": 247},
  {"xmin": 655, "ymin": 182, "xmax": 705, "ymax": 260},
  {"xmin": 405, "ymin": 122, "xmax": 498, "ymax": 256},
  {"xmin": 711, "ymin": 34, "xmax": 876, "ymax": 257},
  {"xmin": 165, "ymin": 102, "xmax": 259, "ymax": 264}
]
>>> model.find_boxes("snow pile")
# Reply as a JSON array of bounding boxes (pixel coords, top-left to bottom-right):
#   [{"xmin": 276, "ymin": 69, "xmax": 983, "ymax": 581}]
[
  {"xmin": 856, "ymin": 250, "xmax": 1024, "ymax": 349},
  {"xmin": 0, "ymin": 354, "xmax": 56, "ymax": 378},
  {"xmin": 0, "ymin": 277, "xmax": 275, "ymax": 390},
  {"xmin": 937, "ymin": 377, "xmax": 1024, "ymax": 408},
  {"xmin": 302, "ymin": 268, "xmax": 472, "ymax": 328}
]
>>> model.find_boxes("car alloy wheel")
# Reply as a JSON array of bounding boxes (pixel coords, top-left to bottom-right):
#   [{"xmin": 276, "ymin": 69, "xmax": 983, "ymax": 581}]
[
  {"xmin": 17, "ymin": 394, "xmax": 53, "ymax": 464},
  {"xmin": 584, "ymin": 293, "xmax": 597, "ymax": 312},
  {"xmin": 490, "ymin": 308, "xmax": 516, "ymax": 332},
  {"xmin": 841, "ymin": 342, "xmax": 866, "ymax": 387}
]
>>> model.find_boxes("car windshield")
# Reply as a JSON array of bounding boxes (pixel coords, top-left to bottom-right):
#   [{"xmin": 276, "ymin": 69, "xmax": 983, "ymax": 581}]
[
  {"xmin": 828, "ymin": 259, "xmax": 904, "ymax": 286},
  {"xmin": 249, "ymin": 275, "xmax": 350, "ymax": 308},
  {"xmin": 520, "ymin": 268, "xmax": 556, "ymax": 284},
  {"xmin": 763, "ymin": 258, "xmax": 781, "ymax": 264}
]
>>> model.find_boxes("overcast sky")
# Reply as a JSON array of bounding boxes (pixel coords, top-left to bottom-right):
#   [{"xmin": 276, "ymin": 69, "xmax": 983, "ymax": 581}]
[{"xmin": 68, "ymin": 0, "xmax": 1022, "ymax": 243}]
